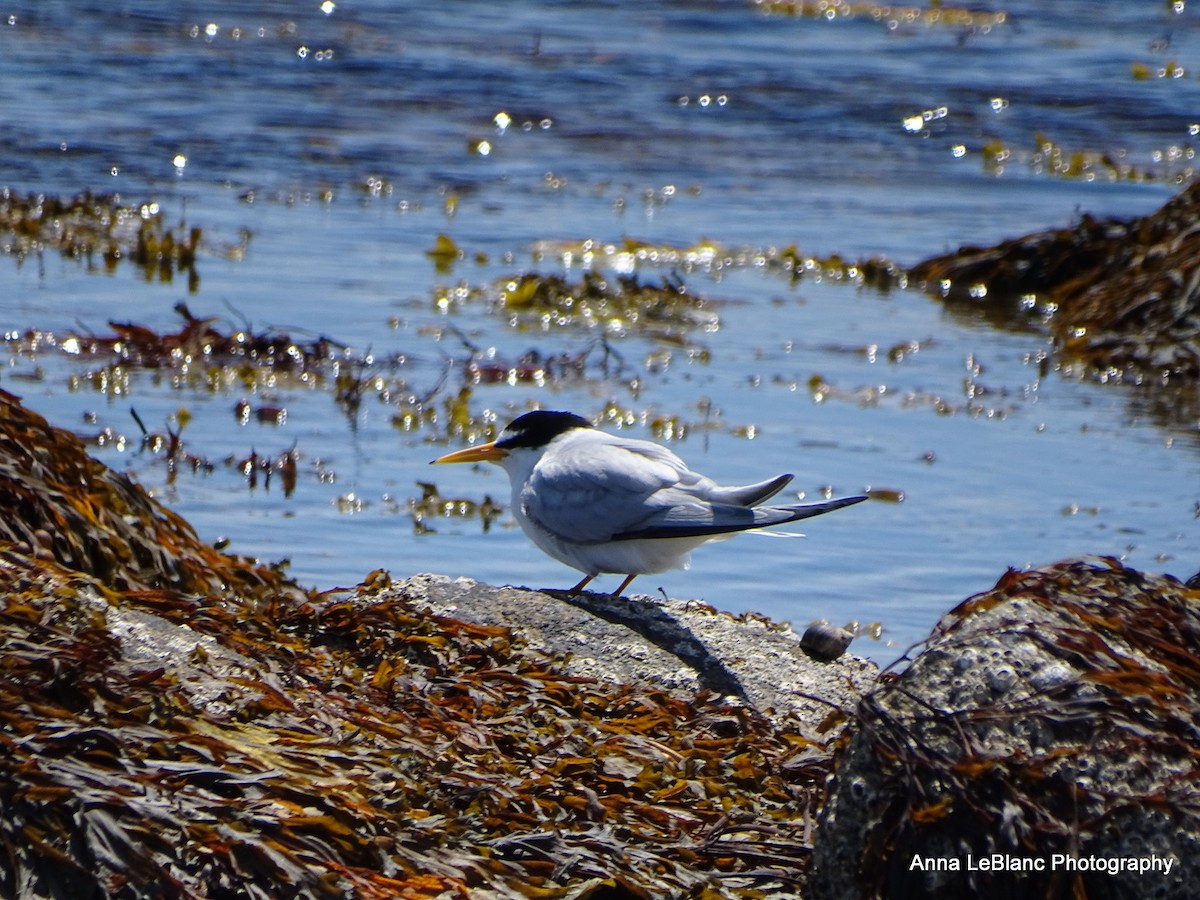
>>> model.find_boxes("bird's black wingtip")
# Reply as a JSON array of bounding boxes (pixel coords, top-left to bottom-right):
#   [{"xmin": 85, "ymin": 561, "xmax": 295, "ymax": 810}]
[
  {"xmin": 822, "ymin": 494, "xmax": 870, "ymax": 513},
  {"xmin": 778, "ymin": 494, "xmax": 870, "ymax": 523}
]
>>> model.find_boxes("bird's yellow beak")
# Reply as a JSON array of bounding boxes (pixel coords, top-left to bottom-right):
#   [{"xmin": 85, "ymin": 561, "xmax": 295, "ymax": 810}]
[{"xmin": 431, "ymin": 441, "xmax": 508, "ymax": 464}]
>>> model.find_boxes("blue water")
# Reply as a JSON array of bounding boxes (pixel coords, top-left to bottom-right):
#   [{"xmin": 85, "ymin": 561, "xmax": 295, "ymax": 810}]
[{"xmin": 3, "ymin": 1, "xmax": 1198, "ymax": 662}]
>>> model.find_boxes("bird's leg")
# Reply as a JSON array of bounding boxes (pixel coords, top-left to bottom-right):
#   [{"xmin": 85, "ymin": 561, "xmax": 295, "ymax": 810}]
[
  {"xmin": 566, "ymin": 574, "xmax": 595, "ymax": 596},
  {"xmin": 613, "ymin": 574, "xmax": 637, "ymax": 597}
]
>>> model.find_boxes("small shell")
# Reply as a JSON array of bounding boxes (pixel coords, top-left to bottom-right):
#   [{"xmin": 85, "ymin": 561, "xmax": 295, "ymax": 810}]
[{"xmin": 801, "ymin": 623, "xmax": 854, "ymax": 662}]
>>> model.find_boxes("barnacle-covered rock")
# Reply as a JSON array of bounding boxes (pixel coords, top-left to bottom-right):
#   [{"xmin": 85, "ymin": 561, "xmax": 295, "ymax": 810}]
[{"xmin": 810, "ymin": 557, "xmax": 1200, "ymax": 900}]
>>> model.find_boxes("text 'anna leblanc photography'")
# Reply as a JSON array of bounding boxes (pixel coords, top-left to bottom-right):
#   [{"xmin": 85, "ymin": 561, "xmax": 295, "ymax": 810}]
[{"xmin": 909, "ymin": 853, "xmax": 1176, "ymax": 876}]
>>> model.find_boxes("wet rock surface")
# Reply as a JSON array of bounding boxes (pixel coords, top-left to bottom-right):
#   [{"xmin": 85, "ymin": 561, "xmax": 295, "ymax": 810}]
[{"xmin": 810, "ymin": 557, "xmax": 1200, "ymax": 900}]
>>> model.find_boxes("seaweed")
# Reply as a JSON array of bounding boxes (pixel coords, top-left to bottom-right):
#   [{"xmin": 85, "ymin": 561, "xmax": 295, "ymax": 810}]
[
  {"xmin": 0, "ymin": 388, "xmax": 304, "ymax": 598},
  {"xmin": 910, "ymin": 179, "xmax": 1200, "ymax": 404},
  {"xmin": 434, "ymin": 271, "xmax": 721, "ymax": 345},
  {"xmin": 61, "ymin": 302, "xmax": 348, "ymax": 378},
  {"xmin": 0, "ymin": 390, "xmax": 834, "ymax": 897},
  {"xmin": 813, "ymin": 558, "xmax": 1200, "ymax": 898},
  {"xmin": 0, "ymin": 189, "xmax": 204, "ymax": 290},
  {"xmin": 978, "ymin": 133, "xmax": 1190, "ymax": 183},
  {"xmin": 750, "ymin": 0, "xmax": 1008, "ymax": 29},
  {"xmin": 408, "ymin": 481, "xmax": 503, "ymax": 534},
  {"xmin": 529, "ymin": 237, "xmax": 905, "ymax": 292}
]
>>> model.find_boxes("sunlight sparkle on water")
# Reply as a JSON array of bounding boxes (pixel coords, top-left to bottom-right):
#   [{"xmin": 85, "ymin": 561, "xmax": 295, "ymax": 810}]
[{"xmin": 5, "ymin": 0, "xmax": 1199, "ymax": 665}]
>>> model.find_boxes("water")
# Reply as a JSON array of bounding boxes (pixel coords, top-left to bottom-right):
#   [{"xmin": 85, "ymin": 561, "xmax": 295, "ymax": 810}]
[{"xmin": 3, "ymin": 1, "xmax": 1198, "ymax": 662}]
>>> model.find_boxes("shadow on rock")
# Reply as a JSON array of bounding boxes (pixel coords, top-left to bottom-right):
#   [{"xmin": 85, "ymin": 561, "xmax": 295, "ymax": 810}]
[{"xmin": 561, "ymin": 590, "xmax": 749, "ymax": 700}]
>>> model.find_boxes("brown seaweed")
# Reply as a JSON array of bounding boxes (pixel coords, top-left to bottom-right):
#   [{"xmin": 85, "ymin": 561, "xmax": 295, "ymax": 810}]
[
  {"xmin": 0, "ymin": 390, "xmax": 833, "ymax": 897},
  {"xmin": 0, "ymin": 388, "xmax": 304, "ymax": 598},
  {"xmin": 0, "ymin": 189, "xmax": 203, "ymax": 290},
  {"xmin": 815, "ymin": 558, "xmax": 1200, "ymax": 899},
  {"xmin": 910, "ymin": 180, "xmax": 1200, "ymax": 392},
  {"xmin": 751, "ymin": 0, "xmax": 1008, "ymax": 28}
]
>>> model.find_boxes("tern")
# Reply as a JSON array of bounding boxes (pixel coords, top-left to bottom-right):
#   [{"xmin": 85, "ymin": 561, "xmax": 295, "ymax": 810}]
[{"xmin": 432, "ymin": 410, "xmax": 867, "ymax": 596}]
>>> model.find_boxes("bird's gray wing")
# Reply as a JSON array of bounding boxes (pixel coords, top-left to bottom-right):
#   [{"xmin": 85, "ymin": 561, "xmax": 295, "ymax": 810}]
[
  {"xmin": 521, "ymin": 436, "xmax": 693, "ymax": 543},
  {"xmin": 613, "ymin": 495, "xmax": 868, "ymax": 540}
]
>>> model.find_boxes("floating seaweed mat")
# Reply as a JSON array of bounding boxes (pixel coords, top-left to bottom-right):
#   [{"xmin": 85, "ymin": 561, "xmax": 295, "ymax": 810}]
[
  {"xmin": 810, "ymin": 557, "xmax": 1200, "ymax": 900},
  {"xmin": 492, "ymin": 272, "xmax": 720, "ymax": 341},
  {"xmin": 0, "ymin": 188, "xmax": 201, "ymax": 289},
  {"xmin": 0, "ymin": 391, "xmax": 831, "ymax": 897},
  {"xmin": 59, "ymin": 302, "xmax": 346, "ymax": 375},
  {"xmin": 909, "ymin": 180, "xmax": 1200, "ymax": 385},
  {"xmin": 751, "ymin": 0, "xmax": 1007, "ymax": 27}
]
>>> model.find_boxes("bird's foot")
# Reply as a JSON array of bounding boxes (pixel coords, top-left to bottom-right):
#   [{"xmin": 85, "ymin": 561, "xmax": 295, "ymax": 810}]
[
  {"xmin": 611, "ymin": 574, "xmax": 637, "ymax": 597},
  {"xmin": 540, "ymin": 574, "xmax": 595, "ymax": 600},
  {"xmin": 541, "ymin": 574, "xmax": 635, "ymax": 599},
  {"xmin": 567, "ymin": 574, "xmax": 595, "ymax": 595},
  {"xmin": 540, "ymin": 587, "xmax": 581, "ymax": 600}
]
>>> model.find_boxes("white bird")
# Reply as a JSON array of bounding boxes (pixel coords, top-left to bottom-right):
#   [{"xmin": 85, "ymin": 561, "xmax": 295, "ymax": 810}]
[{"xmin": 432, "ymin": 410, "xmax": 867, "ymax": 596}]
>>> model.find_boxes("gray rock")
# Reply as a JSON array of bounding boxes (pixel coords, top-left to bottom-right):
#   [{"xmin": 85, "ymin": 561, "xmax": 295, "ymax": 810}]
[
  {"xmin": 809, "ymin": 557, "xmax": 1200, "ymax": 900},
  {"xmin": 389, "ymin": 573, "xmax": 877, "ymax": 728}
]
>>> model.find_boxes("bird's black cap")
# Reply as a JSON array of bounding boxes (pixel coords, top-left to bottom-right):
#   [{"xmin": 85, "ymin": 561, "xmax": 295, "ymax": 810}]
[{"xmin": 496, "ymin": 410, "xmax": 593, "ymax": 449}]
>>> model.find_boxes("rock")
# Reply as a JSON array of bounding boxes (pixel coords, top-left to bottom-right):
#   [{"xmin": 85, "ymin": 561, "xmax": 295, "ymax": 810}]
[
  {"xmin": 800, "ymin": 622, "xmax": 855, "ymax": 662},
  {"xmin": 392, "ymin": 574, "xmax": 876, "ymax": 726},
  {"xmin": 809, "ymin": 557, "xmax": 1200, "ymax": 900}
]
